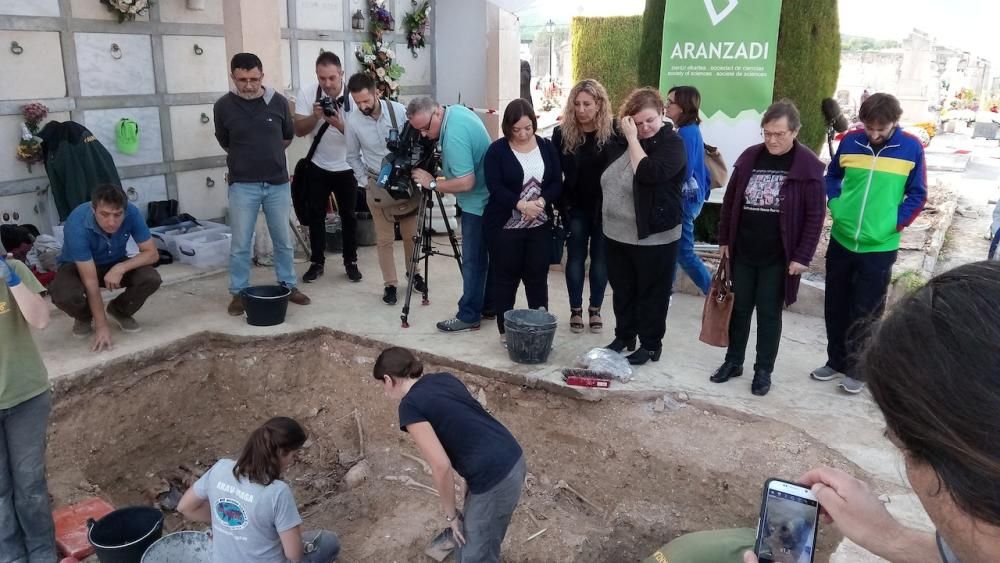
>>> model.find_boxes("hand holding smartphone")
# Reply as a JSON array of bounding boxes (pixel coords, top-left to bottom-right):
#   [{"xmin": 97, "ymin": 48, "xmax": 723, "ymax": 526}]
[{"xmin": 754, "ymin": 479, "xmax": 820, "ymax": 563}]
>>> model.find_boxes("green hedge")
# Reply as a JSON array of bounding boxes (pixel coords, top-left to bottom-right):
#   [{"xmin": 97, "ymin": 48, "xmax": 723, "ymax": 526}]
[
  {"xmin": 772, "ymin": 0, "xmax": 841, "ymax": 151},
  {"xmin": 571, "ymin": 16, "xmax": 643, "ymax": 109},
  {"xmin": 587, "ymin": 0, "xmax": 841, "ymax": 152}
]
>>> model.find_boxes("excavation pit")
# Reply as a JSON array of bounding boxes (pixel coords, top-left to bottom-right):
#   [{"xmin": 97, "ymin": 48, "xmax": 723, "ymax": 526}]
[{"xmin": 47, "ymin": 330, "xmax": 854, "ymax": 562}]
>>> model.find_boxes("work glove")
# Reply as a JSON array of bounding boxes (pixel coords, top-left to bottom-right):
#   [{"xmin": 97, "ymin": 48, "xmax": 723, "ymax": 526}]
[{"xmin": 0, "ymin": 256, "xmax": 22, "ymax": 288}]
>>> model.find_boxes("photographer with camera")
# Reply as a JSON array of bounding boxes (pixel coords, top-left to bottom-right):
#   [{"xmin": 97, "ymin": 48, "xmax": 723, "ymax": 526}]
[
  {"xmin": 293, "ymin": 52, "xmax": 362, "ymax": 284},
  {"xmin": 406, "ymin": 97, "xmax": 492, "ymax": 333},
  {"xmin": 344, "ymin": 73, "xmax": 426, "ymax": 305}
]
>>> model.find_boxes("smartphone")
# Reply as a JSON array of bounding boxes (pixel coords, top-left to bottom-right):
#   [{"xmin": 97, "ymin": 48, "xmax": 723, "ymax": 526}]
[{"xmin": 753, "ymin": 478, "xmax": 820, "ymax": 563}]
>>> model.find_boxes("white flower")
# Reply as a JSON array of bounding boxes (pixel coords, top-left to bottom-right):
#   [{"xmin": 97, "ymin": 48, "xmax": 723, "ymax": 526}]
[{"xmin": 376, "ymin": 67, "xmax": 386, "ymax": 78}]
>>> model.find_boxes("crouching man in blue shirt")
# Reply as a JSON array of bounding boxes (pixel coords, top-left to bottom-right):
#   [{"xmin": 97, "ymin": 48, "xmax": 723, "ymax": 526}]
[{"xmin": 49, "ymin": 184, "xmax": 161, "ymax": 351}]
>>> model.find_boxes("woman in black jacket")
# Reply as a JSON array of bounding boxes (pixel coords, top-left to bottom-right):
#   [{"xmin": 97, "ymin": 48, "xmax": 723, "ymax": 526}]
[
  {"xmin": 484, "ymin": 99, "xmax": 562, "ymax": 344},
  {"xmin": 552, "ymin": 79, "xmax": 616, "ymax": 334},
  {"xmin": 601, "ymin": 88, "xmax": 687, "ymax": 365}
]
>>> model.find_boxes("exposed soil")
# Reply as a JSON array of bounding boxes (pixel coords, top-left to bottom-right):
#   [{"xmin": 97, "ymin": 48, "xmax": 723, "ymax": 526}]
[{"xmin": 48, "ymin": 330, "xmax": 858, "ymax": 562}]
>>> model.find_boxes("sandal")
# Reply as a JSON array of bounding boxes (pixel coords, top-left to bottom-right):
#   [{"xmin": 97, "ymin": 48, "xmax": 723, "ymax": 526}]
[
  {"xmin": 570, "ymin": 308, "xmax": 585, "ymax": 333},
  {"xmin": 588, "ymin": 307, "xmax": 604, "ymax": 333}
]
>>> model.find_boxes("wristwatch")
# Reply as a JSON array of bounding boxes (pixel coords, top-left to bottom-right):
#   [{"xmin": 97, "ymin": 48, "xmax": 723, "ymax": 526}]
[{"xmin": 428, "ymin": 179, "xmax": 438, "ymax": 191}]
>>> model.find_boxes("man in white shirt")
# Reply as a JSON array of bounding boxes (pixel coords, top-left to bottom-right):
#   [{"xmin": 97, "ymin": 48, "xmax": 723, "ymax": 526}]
[
  {"xmin": 293, "ymin": 52, "xmax": 362, "ymax": 283},
  {"xmin": 345, "ymin": 73, "xmax": 426, "ymax": 305}
]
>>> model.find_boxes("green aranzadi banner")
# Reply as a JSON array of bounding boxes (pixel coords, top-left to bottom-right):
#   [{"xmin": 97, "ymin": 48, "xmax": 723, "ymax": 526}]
[{"xmin": 659, "ymin": 0, "xmax": 783, "ymax": 195}]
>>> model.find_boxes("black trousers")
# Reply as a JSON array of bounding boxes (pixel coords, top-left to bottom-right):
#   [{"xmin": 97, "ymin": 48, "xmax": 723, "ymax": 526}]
[
  {"xmin": 302, "ymin": 164, "xmax": 358, "ymax": 266},
  {"xmin": 824, "ymin": 238, "xmax": 897, "ymax": 381},
  {"xmin": 605, "ymin": 238, "xmax": 679, "ymax": 350},
  {"xmin": 725, "ymin": 255, "xmax": 785, "ymax": 372},
  {"xmin": 490, "ymin": 225, "xmax": 550, "ymax": 334}
]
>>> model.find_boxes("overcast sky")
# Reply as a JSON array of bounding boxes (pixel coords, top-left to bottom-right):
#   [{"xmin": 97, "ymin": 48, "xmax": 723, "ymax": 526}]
[{"xmin": 515, "ymin": 0, "xmax": 999, "ymax": 64}]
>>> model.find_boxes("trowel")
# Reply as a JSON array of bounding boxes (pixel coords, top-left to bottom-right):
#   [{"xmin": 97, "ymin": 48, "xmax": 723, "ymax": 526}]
[{"xmin": 423, "ymin": 528, "xmax": 457, "ymax": 562}]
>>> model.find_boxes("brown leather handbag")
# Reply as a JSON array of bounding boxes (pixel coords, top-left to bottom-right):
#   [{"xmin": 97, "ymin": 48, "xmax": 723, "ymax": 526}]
[{"xmin": 699, "ymin": 259, "xmax": 735, "ymax": 347}]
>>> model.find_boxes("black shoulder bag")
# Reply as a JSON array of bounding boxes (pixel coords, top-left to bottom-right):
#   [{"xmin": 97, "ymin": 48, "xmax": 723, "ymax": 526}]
[{"xmin": 291, "ymin": 85, "xmax": 331, "ymax": 224}]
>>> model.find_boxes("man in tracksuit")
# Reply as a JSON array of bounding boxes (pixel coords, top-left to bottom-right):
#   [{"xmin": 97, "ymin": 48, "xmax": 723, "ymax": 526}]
[{"xmin": 811, "ymin": 93, "xmax": 926, "ymax": 394}]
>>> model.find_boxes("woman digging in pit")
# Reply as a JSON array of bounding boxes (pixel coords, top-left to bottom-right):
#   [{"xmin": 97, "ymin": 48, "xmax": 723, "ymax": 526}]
[
  {"xmin": 178, "ymin": 416, "xmax": 341, "ymax": 562},
  {"xmin": 373, "ymin": 346, "xmax": 526, "ymax": 563}
]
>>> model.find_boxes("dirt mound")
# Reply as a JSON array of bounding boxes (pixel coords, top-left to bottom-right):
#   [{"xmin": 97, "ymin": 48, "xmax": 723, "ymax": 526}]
[{"xmin": 48, "ymin": 330, "xmax": 855, "ymax": 562}]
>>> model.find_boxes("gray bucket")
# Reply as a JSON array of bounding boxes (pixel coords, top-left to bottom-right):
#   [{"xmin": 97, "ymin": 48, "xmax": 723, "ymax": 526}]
[
  {"xmin": 355, "ymin": 212, "xmax": 378, "ymax": 246},
  {"xmin": 141, "ymin": 531, "xmax": 211, "ymax": 563},
  {"xmin": 504, "ymin": 309, "xmax": 557, "ymax": 364}
]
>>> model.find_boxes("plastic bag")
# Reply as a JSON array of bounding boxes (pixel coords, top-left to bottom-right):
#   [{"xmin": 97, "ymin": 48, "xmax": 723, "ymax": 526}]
[{"xmin": 574, "ymin": 347, "xmax": 634, "ymax": 382}]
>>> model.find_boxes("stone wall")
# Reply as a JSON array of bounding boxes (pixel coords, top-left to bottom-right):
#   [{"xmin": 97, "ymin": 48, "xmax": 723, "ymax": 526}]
[{"xmin": 0, "ymin": 0, "xmax": 433, "ymax": 233}]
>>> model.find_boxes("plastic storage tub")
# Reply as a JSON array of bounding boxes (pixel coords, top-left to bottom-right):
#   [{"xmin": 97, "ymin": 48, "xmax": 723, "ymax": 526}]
[
  {"xmin": 150, "ymin": 221, "xmax": 228, "ymax": 260},
  {"xmin": 175, "ymin": 230, "xmax": 231, "ymax": 269}
]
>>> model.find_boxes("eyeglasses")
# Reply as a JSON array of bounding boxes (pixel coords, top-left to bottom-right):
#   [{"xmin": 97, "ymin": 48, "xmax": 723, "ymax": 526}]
[
  {"xmin": 417, "ymin": 109, "xmax": 437, "ymax": 133},
  {"xmin": 761, "ymin": 129, "xmax": 791, "ymax": 140}
]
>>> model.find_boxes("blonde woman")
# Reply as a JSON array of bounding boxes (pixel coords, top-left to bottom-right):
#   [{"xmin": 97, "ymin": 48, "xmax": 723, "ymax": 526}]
[{"xmin": 552, "ymin": 80, "xmax": 616, "ymax": 334}]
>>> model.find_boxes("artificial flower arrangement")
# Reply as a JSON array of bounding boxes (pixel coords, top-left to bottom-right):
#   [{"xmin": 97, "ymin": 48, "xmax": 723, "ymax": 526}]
[
  {"xmin": 355, "ymin": 0, "xmax": 405, "ymax": 100},
  {"xmin": 100, "ymin": 0, "xmax": 153, "ymax": 23},
  {"xmin": 16, "ymin": 103, "xmax": 48, "ymax": 173},
  {"xmin": 403, "ymin": 1, "xmax": 431, "ymax": 58}
]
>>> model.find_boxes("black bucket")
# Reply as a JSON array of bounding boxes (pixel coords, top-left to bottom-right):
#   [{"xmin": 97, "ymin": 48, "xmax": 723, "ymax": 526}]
[
  {"xmin": 504, "ymin": 309, "xmax": 557, "ymax": 364},
  {"xmin": 240, "ymin": 285, "xmax": 291, "ymax": 327},
  {"xmin": 88, "ymin": 506, "xmax": 164, "ymax": 563}
]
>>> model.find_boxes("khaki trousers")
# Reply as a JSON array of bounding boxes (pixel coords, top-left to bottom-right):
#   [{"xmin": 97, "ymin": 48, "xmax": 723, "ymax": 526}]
[{"xmin": 366, "ymin": 179, "xmax": 418, "ymax": 287}]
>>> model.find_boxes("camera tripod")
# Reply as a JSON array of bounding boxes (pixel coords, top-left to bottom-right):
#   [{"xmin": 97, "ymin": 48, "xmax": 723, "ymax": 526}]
[{"xmin": 401, "ymin": 188, "xmax": 463, "ymax": 328}]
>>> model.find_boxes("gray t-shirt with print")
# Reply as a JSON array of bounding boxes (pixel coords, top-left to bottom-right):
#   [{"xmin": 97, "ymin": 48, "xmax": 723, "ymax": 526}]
[{"xmin": 193, "ymin": 458, "xmax": 302, "ymax": 563}]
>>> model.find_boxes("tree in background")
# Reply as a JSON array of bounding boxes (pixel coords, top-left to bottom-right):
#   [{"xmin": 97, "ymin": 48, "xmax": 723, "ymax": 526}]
[
  {"xmin": 571, "ymin": 16, "xmax": 643, "ymax": 109},
  {"xmin": 632, "ymin": 0, "xmax": 841, "ymax": 152}
]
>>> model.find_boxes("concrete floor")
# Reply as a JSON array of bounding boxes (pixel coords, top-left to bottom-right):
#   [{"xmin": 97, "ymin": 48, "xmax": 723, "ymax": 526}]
[{"xmin": 34, "ymin": 240, "xmax": 927, "ymax": 562}]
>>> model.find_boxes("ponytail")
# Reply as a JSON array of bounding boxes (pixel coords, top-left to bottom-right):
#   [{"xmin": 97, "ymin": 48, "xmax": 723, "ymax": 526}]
[
  {"xmin": 233, "ymin": 417, "xmax": 307, "ymax": 485},
  {"xmin": 373, "ymin": 347, "xmax": 424, "ymax": 383}
]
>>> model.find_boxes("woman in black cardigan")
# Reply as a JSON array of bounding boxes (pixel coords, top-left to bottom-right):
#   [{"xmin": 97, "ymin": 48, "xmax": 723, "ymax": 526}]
[
  {"xmin": 483, "ymin": 99, "xmax": 562, "ymax": 344},
  {"xmin": 601, "ymin": 88, "xmax": 687, "ymax": 365}
]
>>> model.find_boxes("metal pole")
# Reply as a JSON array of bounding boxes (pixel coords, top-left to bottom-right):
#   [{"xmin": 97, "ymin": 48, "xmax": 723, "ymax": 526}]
[{"xmin": 548, "ymin": 33, "xmax": 553, "ymax": 78}]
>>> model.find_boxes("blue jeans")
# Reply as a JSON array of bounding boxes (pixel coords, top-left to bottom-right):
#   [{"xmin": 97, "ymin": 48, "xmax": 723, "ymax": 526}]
[
  {"xmin": 675, "ymin": 198, "xmax": 712, "ymax": 294},
  {"xmin": 228, "ymin": 182, "xmax": 297, "ymax": 295},
  {"xmin": 0, "ymin": 391, "xmax": 57, "ymax": 563},
  {"xmin": 564, "ymin": 210, "xmax": 608, "ymax": 309},
  {"xmin": 457, "ymin": 212, "xmax": 489, "ymax": 324}
]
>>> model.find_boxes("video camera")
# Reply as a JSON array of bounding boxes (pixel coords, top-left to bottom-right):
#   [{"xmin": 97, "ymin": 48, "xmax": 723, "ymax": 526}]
[{"xmin": 376, "ymin": 121, "xmax": 440, "ymax": 201}]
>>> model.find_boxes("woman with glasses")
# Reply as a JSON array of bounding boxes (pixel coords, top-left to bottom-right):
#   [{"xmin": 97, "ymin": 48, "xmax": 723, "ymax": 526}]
[
  {"xmin": 710, "ymin": 100, "xmax": 825, "ymax": 396},
  {"xmin": 665, "ymin": 86, "xmax": 712, "ymax": 294},
  {"xmin": 552, "ymin": 80, "xmax": 616, "ymax": 334},
  {"xmin": 601, "ymin": 87, "xmax": 687, "ymax": 365}
]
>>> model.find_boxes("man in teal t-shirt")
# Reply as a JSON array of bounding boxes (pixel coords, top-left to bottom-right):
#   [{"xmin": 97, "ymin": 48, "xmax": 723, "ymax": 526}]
[
  {"xmin": 408, "ymin": 97, "xmax": 493, "ymax": 332},
  {"xmin": 0, "ymin": 256, "xmax": 57, "ymax": 562}
]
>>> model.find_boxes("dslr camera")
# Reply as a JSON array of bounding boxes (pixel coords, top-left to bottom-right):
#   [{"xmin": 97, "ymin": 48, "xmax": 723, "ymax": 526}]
[
  {"xmin": 319, "ymin": 96, "xmax": 343, "ymax": 117},
  {"xmin": 376, "ymin": 121, "xmax": 440, "ymax": 200}
]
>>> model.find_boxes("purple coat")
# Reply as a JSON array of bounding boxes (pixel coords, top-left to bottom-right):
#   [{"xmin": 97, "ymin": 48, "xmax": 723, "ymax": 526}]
[{"xmin": 718, "ymin": 141, "xmax": 826, "ymax": 306}]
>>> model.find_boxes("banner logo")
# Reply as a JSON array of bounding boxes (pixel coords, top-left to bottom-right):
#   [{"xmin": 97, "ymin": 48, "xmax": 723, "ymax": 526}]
[{"xmin": 704, "ymin": 0, "xmax": 738, "ymax": 26}]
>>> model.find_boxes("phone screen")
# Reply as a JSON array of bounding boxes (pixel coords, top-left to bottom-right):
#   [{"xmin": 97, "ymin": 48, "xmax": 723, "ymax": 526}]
[{"xmin": 755, "ymin": 484, "xmax": 819, "ymax": 563}]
